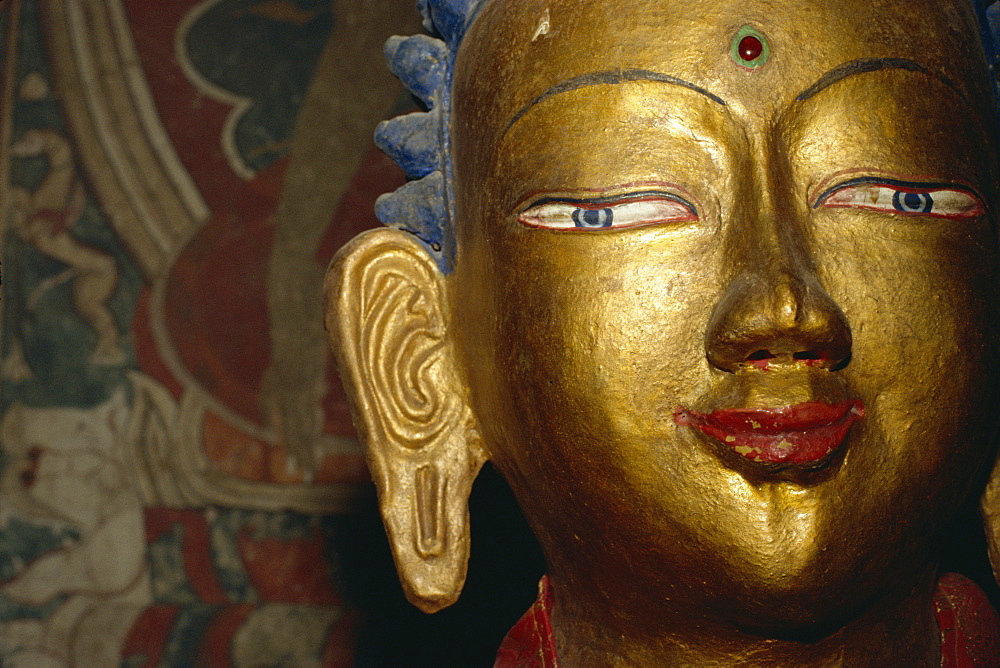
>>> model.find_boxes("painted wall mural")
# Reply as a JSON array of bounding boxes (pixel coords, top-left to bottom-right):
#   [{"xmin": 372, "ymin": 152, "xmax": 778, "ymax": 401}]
[{"xmin": 0, "ymin": 0, "xmax": 539, "ymax": 664}]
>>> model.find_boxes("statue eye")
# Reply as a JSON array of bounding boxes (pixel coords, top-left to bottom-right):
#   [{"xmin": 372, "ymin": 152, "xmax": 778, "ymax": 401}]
[
  {"xmin": 518, "ymin": 192, "xmax": 698, "ymax": 231},
  {"xmin": 815, "ymin": 179, "xmax": 984, "ymax": 220}
]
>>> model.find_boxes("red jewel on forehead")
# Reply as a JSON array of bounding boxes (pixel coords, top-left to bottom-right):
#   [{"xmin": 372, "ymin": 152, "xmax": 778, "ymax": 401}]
[
  {"xmin": 739, "ymin": 35, "xmax": 763, "ymax": 61},
  {"xmin": 730, "ymin": 26, "xmax": 771, "ymax": 69}
]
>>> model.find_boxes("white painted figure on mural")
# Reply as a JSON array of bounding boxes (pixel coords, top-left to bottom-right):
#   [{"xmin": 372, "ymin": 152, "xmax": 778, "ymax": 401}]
[
  {"xmin": 0, "ymin": 391, "xmax": 150, "ymax": 668},
  {"xmin": 8, "ymin": 74, "xmax": 123, "ymax": 367}
]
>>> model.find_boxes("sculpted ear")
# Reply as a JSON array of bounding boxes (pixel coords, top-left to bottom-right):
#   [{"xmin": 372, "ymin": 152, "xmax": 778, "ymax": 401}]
[
  {"xmin": 981, "ymin": 456, "xmax": 1000, "ymax": 585},
  {"xmin": 325, "ymin": 228, "xmax": 486, "ymax": 612}
]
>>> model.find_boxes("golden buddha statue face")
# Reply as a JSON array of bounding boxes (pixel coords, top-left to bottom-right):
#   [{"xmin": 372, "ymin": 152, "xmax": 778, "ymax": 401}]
[{"xmin": 328, "ymin": 0, "xmax": 1000, "ymax": 661}]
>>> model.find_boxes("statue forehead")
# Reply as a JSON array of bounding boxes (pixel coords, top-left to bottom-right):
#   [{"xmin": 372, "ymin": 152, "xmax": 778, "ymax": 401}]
[
  {"xmin": 453, "ymin": 0, "xmax": 990, "ymax": 152},
  {"xmin": 373, "ymin": 0, "xmax": 998, "ymax": 274}
]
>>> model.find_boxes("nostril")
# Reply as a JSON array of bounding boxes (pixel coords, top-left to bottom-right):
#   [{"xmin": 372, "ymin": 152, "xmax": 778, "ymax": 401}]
[
  {"xmin": 830, "ymin": 351, "xmax": 851, "ymax": 372},
  {"xmin": 746, "ymin": 350, "xmax": 775, "ymax": 361}
]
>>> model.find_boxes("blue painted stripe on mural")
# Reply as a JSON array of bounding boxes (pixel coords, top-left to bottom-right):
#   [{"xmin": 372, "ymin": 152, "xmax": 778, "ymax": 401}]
[
  {"xmin": 161, "ymin": 604, "xmax": 221, "ymax": 667},
  {"xmin": 147, "ymin": 522, "xmax": 201, "ymax": 605},
  {"xmin": 0, "ymin": 4, "xmax": 8, "ymax": 64},
  {"xmin": 208, "ymin": 509, "xmax": 259, "ymax": 604}
]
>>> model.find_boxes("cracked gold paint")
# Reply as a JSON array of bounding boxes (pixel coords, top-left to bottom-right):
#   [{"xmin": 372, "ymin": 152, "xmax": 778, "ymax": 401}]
[{"xmin": 327, "ymin": 0, "xmax": 1000, "ymax": 664}]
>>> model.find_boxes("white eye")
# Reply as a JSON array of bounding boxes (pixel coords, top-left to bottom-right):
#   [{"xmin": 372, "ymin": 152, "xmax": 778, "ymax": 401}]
[
  {"xmin": 518, "ymin": 193, "xmax": 697, "ymax": 231},
  {"xmin": 816, "ymin": 180, "xmax": 984, "ymax": 220}
]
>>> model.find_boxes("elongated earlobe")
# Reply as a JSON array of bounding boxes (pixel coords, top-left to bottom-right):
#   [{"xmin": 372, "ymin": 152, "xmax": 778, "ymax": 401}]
[
  {"xmin": 325, "ymin": 228, "xmax": 485, "ymax": 612},
  {"xmin": 981, "ymin": 455, "xmax": 1000, "ymax": 585}
]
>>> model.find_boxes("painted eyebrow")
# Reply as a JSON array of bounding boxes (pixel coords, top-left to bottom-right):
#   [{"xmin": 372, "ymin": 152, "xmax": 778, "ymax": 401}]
[
  {"xmin": 502, "ymin": 68, "xmax": 727, "ymax": 138},
  {"xmin": 796, "ymin": 57, "xmax": 966, "ymax": 104}
]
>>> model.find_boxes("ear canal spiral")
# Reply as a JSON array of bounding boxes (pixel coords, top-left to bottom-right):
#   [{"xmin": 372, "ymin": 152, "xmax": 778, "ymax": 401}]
[{"xmin": 359, "ymin": 256, "xmax": 458, "ymax": 449}]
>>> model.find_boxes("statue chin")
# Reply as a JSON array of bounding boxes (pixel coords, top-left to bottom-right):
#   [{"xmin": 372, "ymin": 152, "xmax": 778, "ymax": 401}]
[{"xmin": 328, "ymin": 0, "xmax": 1000, "ymax": 662}]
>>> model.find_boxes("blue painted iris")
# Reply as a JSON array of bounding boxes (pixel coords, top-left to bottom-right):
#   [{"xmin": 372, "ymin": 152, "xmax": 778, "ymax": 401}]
[
  {"xmin": 893, "ymin": 191, "xmax": 933, "ymax": 213},
  {"xmin": 572, "ymin": 207, "xmax": 614, "ymax": 228}
]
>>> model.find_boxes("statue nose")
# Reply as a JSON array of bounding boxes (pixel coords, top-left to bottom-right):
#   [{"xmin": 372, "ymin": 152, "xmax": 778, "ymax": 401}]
[{"xmin": 704, "ymin": 267, "xmax": 852, "ymax": 372}]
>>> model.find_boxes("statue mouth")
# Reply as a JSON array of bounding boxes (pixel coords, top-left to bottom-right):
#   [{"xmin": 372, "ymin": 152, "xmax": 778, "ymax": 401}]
[{"xmin": 674, "ymin": 400, "xmax": 865, "ymax": 465}]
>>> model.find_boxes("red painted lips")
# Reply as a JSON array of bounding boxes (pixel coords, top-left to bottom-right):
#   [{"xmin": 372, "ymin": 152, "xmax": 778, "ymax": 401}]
[{"xmin": 674, "ymin": 400, "xmax": 865, "ymax": 465}]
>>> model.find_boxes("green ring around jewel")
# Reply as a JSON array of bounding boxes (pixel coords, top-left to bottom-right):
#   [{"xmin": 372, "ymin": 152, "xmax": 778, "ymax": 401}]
[{"xmin": 731, "ymin": 25, "xmax": 771, "ymax": 69}]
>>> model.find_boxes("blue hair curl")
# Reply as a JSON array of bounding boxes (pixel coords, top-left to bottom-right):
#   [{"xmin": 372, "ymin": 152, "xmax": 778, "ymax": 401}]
[{"xmin": 373, "ymin": 0, "xmax": 485, "ymax": 273}]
